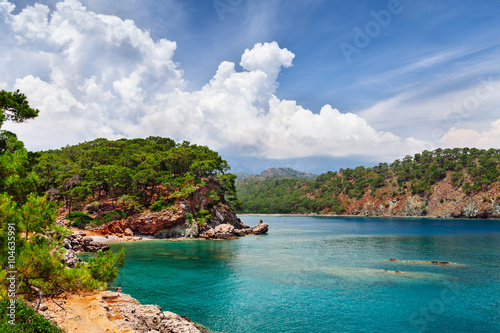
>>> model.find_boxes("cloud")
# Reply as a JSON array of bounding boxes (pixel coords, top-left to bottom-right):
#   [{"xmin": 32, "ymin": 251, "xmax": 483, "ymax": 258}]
[
  {"xmin": 357, "ymin": 72, "xmax": 500, "ymax": 144},
  {"xmin": 440, "ymin": 119, "xmax": 500, "ymax": 149},
  {"xmin": 2, "ymin": 0, "xmax": 428, "ymax": 161},
  {"xmin": 240, "ymin": 41, "xmax": 294, "ymax": 85}
]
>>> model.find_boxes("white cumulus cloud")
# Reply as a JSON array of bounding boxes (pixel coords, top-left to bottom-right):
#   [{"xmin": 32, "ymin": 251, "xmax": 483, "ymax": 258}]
[
  {"xmin": 440, "ymin": 119, "xmax": 500, "ymax": 148},
  {"xmin": 2, "ymin": 0, "xmax": 429, "ymax": 161}
]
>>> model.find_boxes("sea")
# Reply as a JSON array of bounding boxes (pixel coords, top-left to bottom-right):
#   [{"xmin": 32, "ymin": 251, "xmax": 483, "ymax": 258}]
[{"xmin": 109, "ymin": 216, "xmax": 500, "ymax": 333}]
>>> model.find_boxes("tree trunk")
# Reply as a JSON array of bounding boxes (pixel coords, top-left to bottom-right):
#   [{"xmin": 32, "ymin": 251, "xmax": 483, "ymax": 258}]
[{"xmin": 27, "ymin": 283, "xmax": 43, "ymax": 313}]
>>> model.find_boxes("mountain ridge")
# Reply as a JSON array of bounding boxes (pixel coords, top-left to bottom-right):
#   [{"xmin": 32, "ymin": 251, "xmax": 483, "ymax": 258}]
[
  {"xmin": 235, "ymin": 148, "xmax": 500, "ymax": 219},
  {"xmin": 235, "ymin": 167, "xmax": 317, "ymax": 182}
]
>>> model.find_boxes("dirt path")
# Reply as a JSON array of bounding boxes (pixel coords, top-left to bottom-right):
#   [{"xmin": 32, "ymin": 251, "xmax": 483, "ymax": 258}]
[{"xmin": 43, "ymin": 291, "xmax": 135, "ymax": 333}]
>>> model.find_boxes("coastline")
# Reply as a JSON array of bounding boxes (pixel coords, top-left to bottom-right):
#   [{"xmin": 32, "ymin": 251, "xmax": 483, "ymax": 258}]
[
  {"xmin": 42, "ymin": 289, "xmax": 211, "ymax": 333},
  {"xmin": 236, "ymin": 213, "xmax": 500, "ymax": 220}
]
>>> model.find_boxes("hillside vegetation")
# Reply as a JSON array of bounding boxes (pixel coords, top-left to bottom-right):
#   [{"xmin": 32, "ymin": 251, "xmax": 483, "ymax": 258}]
[
  {"xmin": 0, "ymin": 90, "xmax": 125, "ymax": 329},
  {"xmin": 236, "ymin": 148, "xmax": 500, "ymax": 218},
  {"xmin": 235, "ymin": 167, "xmax": 317, "ymax": 182},
  {"xmin": 30, "ymin": 137, "xmax": 238, "ymax": 228}
]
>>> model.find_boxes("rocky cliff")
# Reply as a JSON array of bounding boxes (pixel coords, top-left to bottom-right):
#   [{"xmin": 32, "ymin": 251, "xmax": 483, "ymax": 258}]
[
  {"xmin": 63, "ymin": 177, "xmax": 268, "ymax": 241},
  {"xmin": 94, "ymin": 201, "xmax": 268, "ymax": 240},
  {"xmin": 41, "ymin": 289, "xmax": 210, "ymax": 333},
  {"xmin": 332, "ymin": 174, "xmax": 500, "ymax": 218}
]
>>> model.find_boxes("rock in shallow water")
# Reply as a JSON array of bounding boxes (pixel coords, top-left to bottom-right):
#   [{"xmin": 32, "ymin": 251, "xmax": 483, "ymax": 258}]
[{"xmin": 249, "ymin": 221, "xmax": 269, "ymax": 235}]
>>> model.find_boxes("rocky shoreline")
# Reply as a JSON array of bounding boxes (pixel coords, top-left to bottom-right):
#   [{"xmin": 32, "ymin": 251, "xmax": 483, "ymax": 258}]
[
  {"xmin": 59, "ymin": 217, "xmax": 269, "ymax": 332},
  {"xmin": 93, "ymin": 202, "xmax": 269, "ymax": 240},
  {"xmin": 238, "ymin": 213, "xmax": 500, "ymax": 220},
  {"xmin": 62, "ymin": 219, "xmax": 269, "ymax": 268},
  {"xmin": 41, "ymin": 288, "xmax": 211, "ymax": 333}
]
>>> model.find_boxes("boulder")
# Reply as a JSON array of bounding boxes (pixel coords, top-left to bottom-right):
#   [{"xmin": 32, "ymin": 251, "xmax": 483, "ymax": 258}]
[
  {"xmin": 215, "ymin": 224, "xmax": 234, "ymax": 234},
  {"xmin": 68, "ymin": 233, "xmax": 85, "ymax": 252},
  {"xmin": 249, "ymin": 221, "xmax": 269, "ymax": 235},
  {"xmin": 63, "ymin": 249, "xmax": 81, "ymax": 268},
  {"xmin": 232, "ymin": 229, "xmax": 246, "ymax": 237},
  {"xmin": 82, "ymin": 236, "xmax": 110, "ymax": 252},
  {"xmin": 214, "ymin": 224, "xmax": 236, "ymax": 239},
  {"xmin": 215, "ymin": 232, "xmax": 236, "ymax": 239},
  {"xmin": 63, "ymin": 238, "xmax": 72, "ymax": 250},
  {"xmin": 123, "ymin": 228, "xmax": 134, "ymax": 237},
  {"xmin": 201, "ymin": 228, "xmax": 215, "ymax": 238}
]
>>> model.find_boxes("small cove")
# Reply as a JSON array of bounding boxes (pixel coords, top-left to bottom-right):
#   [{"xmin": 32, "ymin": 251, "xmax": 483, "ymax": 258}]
[{"xmin": 109, "ymin": 216, "xmax": 500, "ymax": 333}]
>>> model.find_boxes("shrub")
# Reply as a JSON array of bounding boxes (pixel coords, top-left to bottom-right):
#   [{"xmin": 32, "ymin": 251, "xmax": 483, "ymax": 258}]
[
  {"xmin": 195, "ymin": 209, "xmax": 211, "ymax": 227},
  {"xmin": 150, "ymin": 197, "xmax": 173, "ymax": 212},
  {"xmin": 0, "ymin": 297, "xmax": 64, "ymax": 333},
  {"xmin": 93, "ymin": 210, "xmax": 127, "ymax": 226},
  {"xmin": 87, "ymin": 248, "xmax": 125, "ymax": 284},
  {"xmin": 117, "ymin": 195, "xmax": 143, "ymax": 213},
  {"xmin": 66, "ymin": 211, "xmax": 93, "ymax": 228}
]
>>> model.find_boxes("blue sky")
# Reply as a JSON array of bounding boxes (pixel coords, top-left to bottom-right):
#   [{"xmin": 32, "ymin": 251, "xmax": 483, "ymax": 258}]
[{"xmin": 2, "ymin": 0, "xmax": 500, "ymax": 173}]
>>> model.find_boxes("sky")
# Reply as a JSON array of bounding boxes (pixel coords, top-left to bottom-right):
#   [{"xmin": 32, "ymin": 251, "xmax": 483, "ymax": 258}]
[{"xmin": 1, "ymin": 0, "xmax": 499, "ymax": 174}]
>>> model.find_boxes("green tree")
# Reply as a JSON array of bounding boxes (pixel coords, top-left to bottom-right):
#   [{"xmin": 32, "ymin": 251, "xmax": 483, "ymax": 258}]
[{"xmin": 0, "ymin": 90, "xmax": 39, "ymax": 127}]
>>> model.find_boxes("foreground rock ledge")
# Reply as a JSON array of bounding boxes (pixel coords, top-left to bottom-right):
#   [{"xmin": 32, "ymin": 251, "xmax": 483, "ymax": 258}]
[{"xmin": 43, "ymin": 290, "xmax": 209, "ymax": 333}]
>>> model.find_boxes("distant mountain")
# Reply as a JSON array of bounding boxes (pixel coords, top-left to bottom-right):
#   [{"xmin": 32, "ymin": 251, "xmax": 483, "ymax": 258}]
[
  {"xmin": 235, "ymin": 167, "xmax": 317, "ymax": 183},
  {"xmin": 260, "ymin": 167, "xmax": 318, "ymax": 180},
  {"xmin": 235, "ymin": 148, "xmax": 500, "ymax": 219},
  {"xmin": 233, "ymin": 171, "xmax": 253, "ymax": 181}
]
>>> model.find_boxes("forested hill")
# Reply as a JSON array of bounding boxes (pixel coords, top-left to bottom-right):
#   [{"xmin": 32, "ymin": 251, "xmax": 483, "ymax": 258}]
[
  {"xmin": 29, "ymin": 137, "xmax": 239, "ymax": 230},
  {"xmin": 236, "ymin": 148, "xmax": 500, "ymax": 219},
  {"xmin": 235, "ymin": 167, "xmax": 317, "ymax": 183}
]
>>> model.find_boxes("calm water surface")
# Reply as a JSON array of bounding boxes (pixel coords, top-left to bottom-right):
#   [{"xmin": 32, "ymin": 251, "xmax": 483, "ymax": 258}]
[{"xmin": 109, "ymin": 216, "xmax": 500, "ymax": 333}]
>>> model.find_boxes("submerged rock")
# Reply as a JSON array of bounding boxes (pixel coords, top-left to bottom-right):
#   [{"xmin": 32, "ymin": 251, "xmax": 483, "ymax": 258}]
[{"xmin": 388, "ymin": 259, "xmax": 462, "ymax": 266}]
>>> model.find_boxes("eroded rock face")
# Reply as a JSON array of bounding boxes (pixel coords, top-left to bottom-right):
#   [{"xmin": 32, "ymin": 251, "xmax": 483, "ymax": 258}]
[
  {"xmin": 43, "ymin": 290, "xmax": 208, "ymax": 333},
  {"xmin": 85, "ymin": 182, "xmax": 269, "ymax": 240},
  {"xmin": 210, "ymin": 205, "xmax": 242, "ymax": 229},
  {"xmin": 101, "ymin": 291, "xmax": 206, "ymax": 333},
  {"xmin": 96, "ymin": 203, "xmax": 187, "ymax": 238},
  {"xmin": 184, "ymin": 221, "xmax": 199, "ymax": 238}
]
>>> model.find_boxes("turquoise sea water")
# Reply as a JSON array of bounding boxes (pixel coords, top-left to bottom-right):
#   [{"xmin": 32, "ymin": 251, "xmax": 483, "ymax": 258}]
[{"xmin": 109, "ymin": 216, "xmax": 500, "ymax": 333}]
